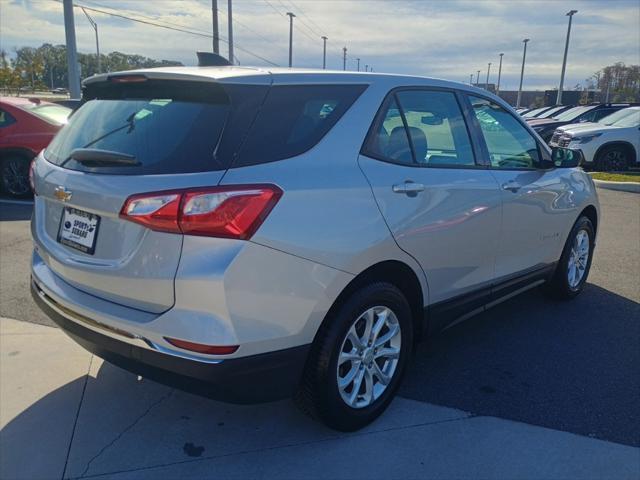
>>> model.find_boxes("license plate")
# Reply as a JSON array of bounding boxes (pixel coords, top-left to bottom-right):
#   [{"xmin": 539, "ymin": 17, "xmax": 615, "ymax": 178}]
[{"xmin": 57, "ymin": 207, "xmax": 101, "ymax": 255}]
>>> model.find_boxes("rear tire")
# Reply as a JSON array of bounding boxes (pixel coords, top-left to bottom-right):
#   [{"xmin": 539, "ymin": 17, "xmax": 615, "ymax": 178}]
[
  {"xmin": 1, "ymin": 155, "xmax": 32, "ymax": 198},
  {"xmin": 595, "ymin": 145, "xmax": 629, "ymax": 172},
  {"xmin": 545, "ymin": 216, "xmax": 595, "ymax": 300},
  {"xmin": 296, "ymin": 282, "xmax": 413, "ymax": 431}
]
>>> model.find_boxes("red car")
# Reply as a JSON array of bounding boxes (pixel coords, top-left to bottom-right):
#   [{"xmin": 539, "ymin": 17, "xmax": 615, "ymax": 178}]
[{"xmin": 0, "ymin": 97, "xmax": 71, "ymax": 197}]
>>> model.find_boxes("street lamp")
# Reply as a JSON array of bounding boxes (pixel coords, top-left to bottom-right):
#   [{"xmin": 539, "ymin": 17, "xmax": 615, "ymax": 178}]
[
  {"xmin": 470, "ymin": 73, "xmax": 473, "ymax": 85},
  {"xmin": 286, "ymin": 12, "xmax": 295, "ymax": 68},
  {"xmin": 516, "ymin": 38, "xmax": 530, "ymax": 109},
  {"xmin": 476, "ymin": 70, "xmax": 480, "ymax": 85},
  {"xmin": 496, "ymin": 53, "xmax": 504, "ymax": 96},
  {"xmin": 81, "ymin": 7, "xmax": 100, "ymax": 74},
  {"xmin": 485, "ymin": 62, "xmax": 492, "ymax": 90},
  {"xmin": 557, "ymin": 10, "xmax": 578, "ymax": 105}
]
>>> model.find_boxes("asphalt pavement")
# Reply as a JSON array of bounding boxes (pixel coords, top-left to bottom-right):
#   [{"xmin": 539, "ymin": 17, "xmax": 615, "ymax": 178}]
[{"xmin": 0, "ymin": 188, "xmax": 639, "ymax": 460}]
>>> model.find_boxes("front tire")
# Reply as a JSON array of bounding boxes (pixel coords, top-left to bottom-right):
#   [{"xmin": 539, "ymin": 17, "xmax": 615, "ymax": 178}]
[
  {"xmin": 545, "ymin": 216, "xmax": 595, "ymax": 300},
  {"xmin": 595, "ymin": 145, "xmax": 629, "ymax": 172},
  {"xmin": 296, "ymin": 282, "xmax": 413, "ymax": 431}
]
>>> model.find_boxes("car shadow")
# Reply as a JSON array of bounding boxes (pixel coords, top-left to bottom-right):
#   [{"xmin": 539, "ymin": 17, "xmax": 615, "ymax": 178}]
[
  {"xmin": 1, "ymin": 284, "xmax": 637, "ymax": 478},
  {"xmin": 0, "ymin": 203, "xmax": 33, "ymax": 221},
  {"xmin": 400, "ymin": 283, "xmax": 640, "ymax": 447}
]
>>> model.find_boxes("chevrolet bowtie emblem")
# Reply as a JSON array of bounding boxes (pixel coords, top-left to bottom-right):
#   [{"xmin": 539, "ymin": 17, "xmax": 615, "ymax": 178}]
[{"xmin": 54, "ymin": 186, "xmax": 72, "ymax": 202}]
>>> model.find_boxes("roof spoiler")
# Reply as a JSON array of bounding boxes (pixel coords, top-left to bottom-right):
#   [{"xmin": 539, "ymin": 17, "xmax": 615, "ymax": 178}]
[{"xmin": 197, "ymin": 52, "xmax": 232, "ymax": 67}]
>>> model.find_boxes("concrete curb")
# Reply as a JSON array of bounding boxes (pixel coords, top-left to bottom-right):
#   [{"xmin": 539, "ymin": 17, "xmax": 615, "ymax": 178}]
[{"xmin": 593, "ymin": 179, "xmax": 640, "ymax": 194}]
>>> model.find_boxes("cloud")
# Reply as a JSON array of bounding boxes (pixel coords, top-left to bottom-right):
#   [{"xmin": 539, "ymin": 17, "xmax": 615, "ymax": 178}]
[{"xmin": 1, "ymin": 0, "xmax": 638, "ymax": 90}]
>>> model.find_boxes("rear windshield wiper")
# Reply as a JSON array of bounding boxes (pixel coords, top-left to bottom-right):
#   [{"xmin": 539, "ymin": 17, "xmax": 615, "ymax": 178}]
[{"xmin": 66, "ymin": 148, "xmax": 140, "ymax": 167}]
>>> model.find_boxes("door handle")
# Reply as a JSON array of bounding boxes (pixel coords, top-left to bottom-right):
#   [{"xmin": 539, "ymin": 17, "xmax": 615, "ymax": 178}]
[
  {"xmin": 392, "ymin": 181, "xmax": 425, "ymax": 195},
  {"xmin": 501, "ymin": 181, "xmax": 521, "ymax": 192}
]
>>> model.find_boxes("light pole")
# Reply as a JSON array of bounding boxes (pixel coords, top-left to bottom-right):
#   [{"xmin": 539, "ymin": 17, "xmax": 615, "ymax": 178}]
[
  {"xmin": 63, "ymin": 0, "xmax": 81, "ymax": 98},
  {"xmin": 485, "ymin": 62, "xmax": 491, "ymax": 90},
  {"xmin": 476, "ymin": 70, "xmax": 480, "ymax": 86},
  {"xmin": 227, "ymin": 0, "xmax": 234, "ymax": 64},
  {"xmin": 356, "ymin": 58, "xmax": 360, "ymax": 71},
  {"xmin": 211, "ymin": 0, "xmax": 219, "ymax": 54},
  {"xmin": 321, "ymin": 36, "xmax": 327, "ymax": 69},
  {"xmin": 342, "ymin": 47, "xmax": 347, "ymax": 71},
  {"xmin": 286, "ymin": 12, "xmax": 295, "ymax": 68},
  {"xmin": 516, "ymin": 38, "xmax": 530, "ymax": 108},
  {"xmin": 365, "ymin": 64, "xmax": 368, "ymax": 72},
  {"xmin": 557, "ymin": 10, "xmax": 577, "ymax": 105},
  {"xmin": 470, "ymin": 73, "xmax": 473, "ymax": 85},
  {"xmin": 496, "ymin": 53, "xmax": 504, "ymax": 95},
  {"xmin": 81, "ymin": 7, "xmax": 100, "ymax": 74}
]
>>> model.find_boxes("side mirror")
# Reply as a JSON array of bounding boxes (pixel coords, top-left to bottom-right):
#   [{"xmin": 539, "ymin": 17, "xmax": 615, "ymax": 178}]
[{"xmin": 551, "ymin": 147, "xmax": 583, "ymax": 168}]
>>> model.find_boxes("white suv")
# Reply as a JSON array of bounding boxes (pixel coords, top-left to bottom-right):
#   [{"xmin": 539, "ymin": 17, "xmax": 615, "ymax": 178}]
[
  {"xmin": 549, "ymin": 107, "xmax": 640, "ymax": 171},
  {"xmin": 31, "ymin": 66, "xmax": 600, "ymax": 431}
]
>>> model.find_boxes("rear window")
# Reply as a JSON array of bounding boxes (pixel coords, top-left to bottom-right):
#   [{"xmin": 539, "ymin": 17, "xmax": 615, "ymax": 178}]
[
  {"xmin": 233, "ymin": 84, "xmax": 367, "ymax": 167},
  {"xmin": 45, "ymin": 80, "xmax": 268, "ymax": 175},
  {"xmin": 25, "ymin": 104, "xmax": 71, "ymax": 125}
]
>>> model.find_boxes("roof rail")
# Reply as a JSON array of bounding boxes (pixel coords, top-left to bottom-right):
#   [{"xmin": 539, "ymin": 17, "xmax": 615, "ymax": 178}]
[{"xmin": 196, "ymin": 52, "xmax": 232, "ymax": 67}]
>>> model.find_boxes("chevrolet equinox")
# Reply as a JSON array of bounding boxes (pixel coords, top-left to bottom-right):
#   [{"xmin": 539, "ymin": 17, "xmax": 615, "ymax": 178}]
[{"xmin": 31, "ymin": 66, "xmax": 599, "ymax": 431}]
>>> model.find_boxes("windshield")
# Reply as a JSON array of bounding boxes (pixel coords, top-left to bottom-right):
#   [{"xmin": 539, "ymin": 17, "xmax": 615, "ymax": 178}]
[
  {"xmin": 554, "ymin": 106, "xmax": 594, "ymax": 121},
  {"xmin": 537, "ymin": 106, "xmax": 565, "ymax": 118},
  {"xmin": 599, "ymin": 108, "xmax": 637, "ymax": 126},
  {"xmin": 611, "ymin": 110, "xmax": 640, "ymax": 128},
  {"xmin": 21, "ymin": 103, "xmax": 71, "ymax": 125},
  {"xmin": 523, "ymin": 107, "xmax": 549, "ymax": 118}
]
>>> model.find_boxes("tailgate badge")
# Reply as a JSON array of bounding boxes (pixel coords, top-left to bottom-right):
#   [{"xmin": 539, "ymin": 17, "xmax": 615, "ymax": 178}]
[{"xmin": 54, "ymin": 186, "xmax": 72, "ymax": 202}]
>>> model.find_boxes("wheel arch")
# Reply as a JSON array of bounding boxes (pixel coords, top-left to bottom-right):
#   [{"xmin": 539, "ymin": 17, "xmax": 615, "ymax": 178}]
[
  {"xmin": 318, "ymin": 260, "xmax": 426, "ymax": 344},
  {"xmin": 594, "ymin": 141, "xmax": 637, "ymax": 165},
  {"xmin": 0, "ymin": 147, "xmax": 37, "ymax": 161},
  {"xmin": 579, "ymin": 204, "xmax": 598, "ymax": 235}
]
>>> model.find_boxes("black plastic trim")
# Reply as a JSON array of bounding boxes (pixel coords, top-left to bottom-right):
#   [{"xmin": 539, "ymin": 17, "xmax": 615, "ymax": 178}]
[
  {"xmin": 424, "ymin": 263, "xmax": 556, "ymax": 334},
  {"xmin": 31, "ymin": 280, "xmax": 310, "ymax": 404}
]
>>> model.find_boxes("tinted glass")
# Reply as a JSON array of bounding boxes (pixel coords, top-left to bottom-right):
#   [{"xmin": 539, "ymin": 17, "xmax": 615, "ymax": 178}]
[
  {"xmin": 395, "ymin": 90, "xmax": 475, "ymax": 166},
  {"xmin": 45, "ymin": 81, "xmax": 268, "ymax": 175},
  {"xmin": 365, "ymin": 97, "xmax": 413, "ymax": 164},
  {"xmin": 0, "ymin": 109, "xmax": 16, "ymax": 128},
  {"xmin": 589, "ymin": 108, "xmax": 616, "ymax": 122},
  {"xmin": 235, "ymin": 84, "xmax": 367, "ymax": 167},
  {"xmin": 469, "ymin": 96, "xmax": 540, "ymax": 169}
]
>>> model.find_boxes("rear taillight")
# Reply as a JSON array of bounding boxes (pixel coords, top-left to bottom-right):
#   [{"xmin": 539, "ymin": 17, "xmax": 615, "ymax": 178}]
[{"xmin": 120, "ymin": 185, "xmax": 282, "ymax": 239}]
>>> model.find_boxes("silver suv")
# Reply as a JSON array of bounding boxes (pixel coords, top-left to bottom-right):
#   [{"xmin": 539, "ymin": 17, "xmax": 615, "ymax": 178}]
[{"xmin": 31, "ymin": 67, "xmax": 599, "ymax": 431}]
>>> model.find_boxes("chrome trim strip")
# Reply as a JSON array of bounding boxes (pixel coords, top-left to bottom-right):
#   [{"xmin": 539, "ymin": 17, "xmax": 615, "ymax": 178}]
[{"xmin": 32, "ymin": 277, "xmax": 223, "ymax": 365}]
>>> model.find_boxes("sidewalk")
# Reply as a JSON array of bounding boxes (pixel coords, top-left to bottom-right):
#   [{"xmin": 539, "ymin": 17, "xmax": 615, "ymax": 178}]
[{"xmin": 1, "ymin": 317, "xmax": 638, "ymax": 480}]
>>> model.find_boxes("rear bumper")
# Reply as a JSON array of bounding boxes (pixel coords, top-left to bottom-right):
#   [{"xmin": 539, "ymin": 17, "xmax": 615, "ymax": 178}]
[{"xmin": 31, "ymin": 278, "xmax": 310, "ymax": 404}]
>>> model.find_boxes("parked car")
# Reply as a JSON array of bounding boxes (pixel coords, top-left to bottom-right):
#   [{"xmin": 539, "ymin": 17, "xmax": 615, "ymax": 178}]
[
  {"xmin": 522, "ymin": 106, "xmax": 555, "ymax": 118},
  {"xmin": 529, "ymin": 105, "xmax": 574, "ymax": 119},
  {"xmin": 30, "ymin": 67, "xmax": 599, "ymax": 431},
  {"xmin": 51, "ymin": 87, "xmax": 69, "ymax": 94},
  {"xmin": 549, "ymin": 107, "xmax": 640, "ymax": 171},
  {"xmin": 528, "ymin": 103, "xmax": 637, "ymax": 143},
  {"xmin": 549, "ymin": 107, "xmax": 637, "ymax": 146},
  {"xmin": 0, "ymin": 97, "xmax": 71, "ymax": 197}
]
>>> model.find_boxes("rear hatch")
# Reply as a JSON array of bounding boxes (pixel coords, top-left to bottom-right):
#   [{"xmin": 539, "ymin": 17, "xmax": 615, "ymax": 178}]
[{"xmin": 32, "ymin": 74, "xmax": 269, "ymax": 313}]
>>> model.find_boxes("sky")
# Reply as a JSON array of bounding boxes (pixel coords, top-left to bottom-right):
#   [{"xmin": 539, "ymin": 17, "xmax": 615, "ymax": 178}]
[{"xmin": 1, "ymin": 0, "xmax": 639, "ymax": 91}]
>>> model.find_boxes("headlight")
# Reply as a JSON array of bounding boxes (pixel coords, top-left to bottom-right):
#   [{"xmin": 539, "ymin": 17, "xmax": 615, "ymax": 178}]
[{"xmin": 571, "ymin": 133, "xmax": 602, "ymax": 144}]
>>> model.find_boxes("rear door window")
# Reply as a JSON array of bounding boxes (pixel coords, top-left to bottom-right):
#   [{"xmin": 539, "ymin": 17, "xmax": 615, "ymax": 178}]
[{"xmin": 234, "ymin": 84, "xmax": 367, "ymax": 167}]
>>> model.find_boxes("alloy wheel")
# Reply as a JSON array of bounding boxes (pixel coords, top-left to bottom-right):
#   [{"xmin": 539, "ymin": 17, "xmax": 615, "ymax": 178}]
[
  {"xmin": 336, "ymin": 306, "xmax": 402, "ymax": 409},
  {"xmin": 567, "ymin": 229, "xmax": 589, "ymax": 289}
]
